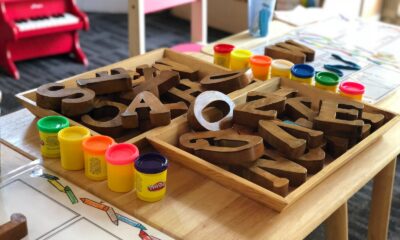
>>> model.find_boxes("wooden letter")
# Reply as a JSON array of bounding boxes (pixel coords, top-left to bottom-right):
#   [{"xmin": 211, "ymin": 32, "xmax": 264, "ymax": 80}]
[
  {"xmin": 154, "ymin": 58, "xmax": 199, "ymax": 81},
  {"xmin": 200, "ymin": 71, "xmax": 250, "ymax": 94},
  {"xmin": 264, "ymin": 40, "xmax": 315, "ymax": 64},
  {"xmin": 361, "ymin": 112, "xmax": 385, "ymax": 131},
  {"xmin": 77, "ymin": 68, "xmax": 132, "ymax": 95},
  {"xmin": 36, "ymin": 83, "xmax": 95, "ymax": 117},
  {"xmin": 165, "ymin": 102, "xmax": 188, "ymax": 118},
  {"xmin": 242, "ymin": 165, "xmax": 289, "ymax": 196},
  {"xmin": 187, "ymin": 91, "xmax": 235, "ymax": 131},
  {"xmin": 0, "ymin": 213, "xmax": 28, "ymax": 240},
  {"xmin": 233, "ymin": 94, "xmax": 286, "ymax": 128},
  {"xmin": 314, "ymin": 100, "xmax": 364, "ymax": 138},
  {"xmin": 273, "ymin": 120, "xmax": 324, "ymax": 148},
  {"xmin": 258, "ymin": 148, "xmax": 307, "ymax": 187},
  {"xmin": 258, "ymin": 120, "xmax": 307, "ymax": 159},
  {"xmin": 121, "ymin": 91, "xmax": 171, "ymax": 129},
  {"xmin": 120, "ymin": 67, "xmax": 180, "ymax": 102},
  {"xmin": 81, "ymin": 100, "xmax": 127, "ymax": 137},
  {"xmin": 179, "ymin": 129, "xmax": 264, "ymax": 166},
  {"xmin": 285, "ymin": 97, "xmax": 316, "ymax": 121},
  {"xmin": 164, "ymin": 79, "xmax": 203, "ymax": 105},
  {"xmin": 294, "ymin": 147, "xmax": 325, "ymax": 174}
]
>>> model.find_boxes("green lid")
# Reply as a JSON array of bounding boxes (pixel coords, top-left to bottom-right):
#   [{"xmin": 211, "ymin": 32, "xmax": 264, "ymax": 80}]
[
  {"xmin": 37, "ymin": 116, "xmax": 69, "ymax": 133},
  {"xmin": 315, "ymin": 71, "xmax": 339, "ymax": 86}
]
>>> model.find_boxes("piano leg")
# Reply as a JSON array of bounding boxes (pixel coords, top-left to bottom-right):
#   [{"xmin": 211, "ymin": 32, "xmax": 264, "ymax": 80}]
[
  {"xmin": 0, "ymin": 47, "xmax": 19, "ymax": 80},
  {"xmin": 72, "ymin": 32, "xmax": 88, "ymax": 67}
]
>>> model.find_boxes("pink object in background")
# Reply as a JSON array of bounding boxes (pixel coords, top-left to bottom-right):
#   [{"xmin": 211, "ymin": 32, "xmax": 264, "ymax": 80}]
[{"xmin": 171, "ymin": 43, "xmax": 203, "ymax": 53}]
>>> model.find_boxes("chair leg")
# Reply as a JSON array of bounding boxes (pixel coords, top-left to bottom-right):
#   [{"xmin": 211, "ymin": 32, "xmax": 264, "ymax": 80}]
[
  {"xmin": 191, "ymin": 0, "xmax": 207, "ymax": 44},
  {"xmin": 72, "ymin": 32, "xmax": 88, "ymax": 66},
  {"xmin": 128, "ymin": 0, "xmax": 145, "ymax": 56},
  {"xmin": 0, "ymin": 47, "xmax": 19, "ymax": 79}
]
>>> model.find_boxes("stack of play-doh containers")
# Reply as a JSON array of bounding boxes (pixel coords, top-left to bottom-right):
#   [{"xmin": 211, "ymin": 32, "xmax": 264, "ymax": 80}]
[
  {"xmin": 314, "ymin": 71, "xmax": 340, "ymax": 92},
  {"xmin": 213, "ymin": 43, "xmax": 235, "ymax": 68},
  {"xmin": 339, "ymin": 81, "xmax": 365, "ymax": 100},
  {"xmin": 290, "ymin": 64, "xmax": 315, "ymax": 85},
  {"xmin": 135, "ymin": 153, "xmax": 168, "ymax": 202},
  {"xmin": 82, "ymin": 135, "xmax": 115, "ymax": 181},
  {"xmin": 58, "ymin": 126, "xmax": 91, "ymax": 170},
  {"xmin": 37, "ymin": 116, "xmax": 69, "ymax": 158},
  {"xmin": 270, "ymin": 59, "xmax": 294, "ymax": 78},
  {"xmin": 250, "ymin": 55, "xmax": 272, "ymax": 80},
  {"xmin": 105, "ymin": 143, "xmax": 139, "ymax": 193},
  {"xmin": 230, "ymin": 49, "xmax": 252, "ymax": 71}
]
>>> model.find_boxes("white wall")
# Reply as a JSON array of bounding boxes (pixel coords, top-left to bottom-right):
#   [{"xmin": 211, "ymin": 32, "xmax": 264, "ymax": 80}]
[{"xmin": 77, "ymin": 0, "xmax": 128, "ymax": 13}]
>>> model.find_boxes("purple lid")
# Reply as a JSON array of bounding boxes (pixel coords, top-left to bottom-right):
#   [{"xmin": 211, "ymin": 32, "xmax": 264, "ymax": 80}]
[{"xmin": 135, "ymin": 152, "xmax": 168, "ymax": 174}]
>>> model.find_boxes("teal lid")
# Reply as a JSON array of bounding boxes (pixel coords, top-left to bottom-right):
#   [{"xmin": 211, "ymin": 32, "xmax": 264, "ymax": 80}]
[
  {"xmin": 315, "ymin": 71, "xmax": 340, "ymax": 86},
  {"xmin": 291, "ymin": 64, "xmax": 315, "ymax": 78},
  {"xmin": 37, "ymin": 116, "xmax": 69, "ymax": 133}
]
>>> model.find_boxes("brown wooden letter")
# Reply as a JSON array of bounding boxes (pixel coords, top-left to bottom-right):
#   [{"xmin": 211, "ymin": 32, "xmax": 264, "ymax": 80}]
[
  {"xmin": 361, "ymin": 112, "xmax": 385, "ymax": 131},
  {"xmin": 165, "ymin": 102, "xmax": 188, "ymax": 118},
  {"xmin": 36, "ymin": 83, "xmax": 95, "ymax": 117},
  {"xmin": 120, "ymin": 67, "xmax": 180, "ymax": 102},
  {"xmin": 233, "ymin": 94, "xmax": 286, "ymax": 128},
  {"xmin": 121, "ymin": 91, "xmax": 171, "ymax": 129},
  {"xmin": 164, "ymin": 79, "xmax": 203, "ymax": 105},
  {"xmin": 76, "ymin": 68, "xmax": 132, "ymax": 95},
  {"xmin": 285, "ymin": 97, "xmax": 316, "ymax": 121},
  {"xmin": 242, "ymin": 165, "xmax": 289, "ymax": 196},
  {"xmin": 81, "ymin": 100, "xmax": 127, "ymax": 137},
  {"xmin": 200, "ymin": 71, "xmax": 250, "ymax": 94},
  {"xmin": 179, "ymin": 129, "xmax": 264, "ymax": 166},
  {"xmin": 258, "ymin": 148, "xmax": 307, "ymax": 187},
  {"xmin": 258, "ymin": 120, "xmax": 307, "ymax": 159},
  {"xmin": 314, "ymin": 100, "xmax": 364, "ymax": 138},
  {"xmin": 0, "ymin": 213, "xmax": 28, "ymax": 240},
  {"xmin": 154, "ymin": 58, "xmax": 199, "ymax": 81},
  {"xmin": 273, "ymin": 120, "xmax": 324, "ymax": 148},
  {"xmin": 187, "ymin": 91, "xmax": 235, "ymax": 131}
]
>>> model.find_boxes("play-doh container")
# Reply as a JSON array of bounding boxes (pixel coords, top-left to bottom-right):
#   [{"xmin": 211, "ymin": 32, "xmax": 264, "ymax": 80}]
[
  {"xmin": 339, "ymin": 81, "xmax": 365, "ymax": 101},
  {"xmin": 230, "ymin": 49, "xmax": 252, "ymax": 71},
  {"xmin": 106, "ymin": 143, "xmax": 139, "ymax": 192},
  {"xmin": 214, "ymin": 43, "xmax": 235, "ymax": 68},
  {"xmin": 58, "ymin": 126, "xmax": 90, "ymax": 170},
  {"xmin": 291, "ymin": 64, "xmax": 315, "ymax": 85},
  {"xmin": 250, "ymin": 55, "xmax": 272, "ymax": 80},
  {"xmin": 135, "ymin": 153, "xmax": 168, "ymax": 202},
  {"xmin": 37, "ymin": 116, "xmax": 69, "ymax": 158},
  {"xmin": 82, "ymin": 135, "xmax": 115, "ymax": 181},
  {"xmin": 315, "ymin": 71, "xmax": 340, "ymax": 92},
  {"xmin": 271, "ymin": 59, "xmax": 294, "ymax": 78}
]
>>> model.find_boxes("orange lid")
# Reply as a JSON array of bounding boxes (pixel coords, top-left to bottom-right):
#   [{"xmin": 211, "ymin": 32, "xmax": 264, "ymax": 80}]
[
  {"xmin": 82, "ymin": 135, "xmax": 115, "ymax": 155},
  {"xmin": 250, "ymin": 55, "xmax": 272, "ymax": 66}
]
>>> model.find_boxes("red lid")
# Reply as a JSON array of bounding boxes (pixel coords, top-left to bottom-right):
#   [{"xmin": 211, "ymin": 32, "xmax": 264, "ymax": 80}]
[
  {"xmin": 250, "ymin": 55, "xmax": 272, "ymax": 66},
  {"xmin": 339, "ymin": 81, "xmax": 365, "ymax": 95},
  {"xmin": 214, "ymin": 44, "xmax": 235, "ymax": 54},
  {"xmin": 105, "ymin": 143, "xmax": 139, "ymax": 165}
]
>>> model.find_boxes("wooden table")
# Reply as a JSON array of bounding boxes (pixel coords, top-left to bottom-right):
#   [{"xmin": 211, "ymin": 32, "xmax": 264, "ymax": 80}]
[{"xmin": 1, "ymin": 74, "xmax": 399, "ymax": 240}]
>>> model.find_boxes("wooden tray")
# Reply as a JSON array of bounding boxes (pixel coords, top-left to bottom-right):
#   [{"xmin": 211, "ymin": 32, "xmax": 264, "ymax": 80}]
[
  {"xmin": 15, "ymin": 48, "xmax": 263, "ymax": 143},
  {"xmin": 147, "ymin": 77, "xmax": 400, "ymax": 211}
]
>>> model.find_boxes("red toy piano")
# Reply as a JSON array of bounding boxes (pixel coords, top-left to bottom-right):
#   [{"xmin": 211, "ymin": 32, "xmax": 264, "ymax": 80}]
[{"xmin": 0, "ymin": 0, "xmax": 89, "ymax": 79}]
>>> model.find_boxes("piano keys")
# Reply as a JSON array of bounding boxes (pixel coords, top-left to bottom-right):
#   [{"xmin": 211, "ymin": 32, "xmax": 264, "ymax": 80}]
[
  {"xmin": 0, "ymin": 0, "xmax": 90, "ymax": 79},
  {"xmin": 15, "ymin": 13, "xmax": 80, "ymax": 32}
]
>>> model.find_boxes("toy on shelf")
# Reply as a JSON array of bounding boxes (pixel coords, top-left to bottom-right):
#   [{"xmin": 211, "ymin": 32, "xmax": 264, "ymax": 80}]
[{"xmin": 0, "ymin": 0, "xmax": 90, "ymax": 79}]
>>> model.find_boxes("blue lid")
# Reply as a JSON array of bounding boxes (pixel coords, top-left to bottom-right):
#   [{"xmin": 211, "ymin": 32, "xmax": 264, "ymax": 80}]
[
  {"xmin": 291, "ymin": 64, "xmax": 315, "ymax": 78},
  {"xmin": 135, "ymin": 152, "xmax": 168, "ymax": 174}
]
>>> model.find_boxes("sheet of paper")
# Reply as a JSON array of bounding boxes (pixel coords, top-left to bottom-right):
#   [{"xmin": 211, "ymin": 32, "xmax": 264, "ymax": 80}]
[
  {"xmin": 251, "ymin": 16, "xmax": 400, "ymax": 103},
  {"xmin": 0, "ymin": 165, "xmax": 173, "ymax": 240}
]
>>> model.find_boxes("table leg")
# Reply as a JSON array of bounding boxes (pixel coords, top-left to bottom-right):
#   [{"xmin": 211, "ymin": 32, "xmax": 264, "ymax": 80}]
[
  {"xmin": 325, "ymin": 202, "xmax": 348, "ymax": 240},
  {"xmin": 191, "ymin": 0, "xmax": 207, "ymax": 44},
  {"xmin": 368, "ymin": 158, "xmax": 396, "ymax": 240}
]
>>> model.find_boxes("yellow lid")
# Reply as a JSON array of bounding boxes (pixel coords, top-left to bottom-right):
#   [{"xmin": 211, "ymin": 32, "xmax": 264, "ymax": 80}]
[
  {"xmin": 58, "ymin": 126, "xmax": 91, "ymax": 142},
  {"xmin": 231, "ymin": 49, "xmax": 252, "ymax": 59}
]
